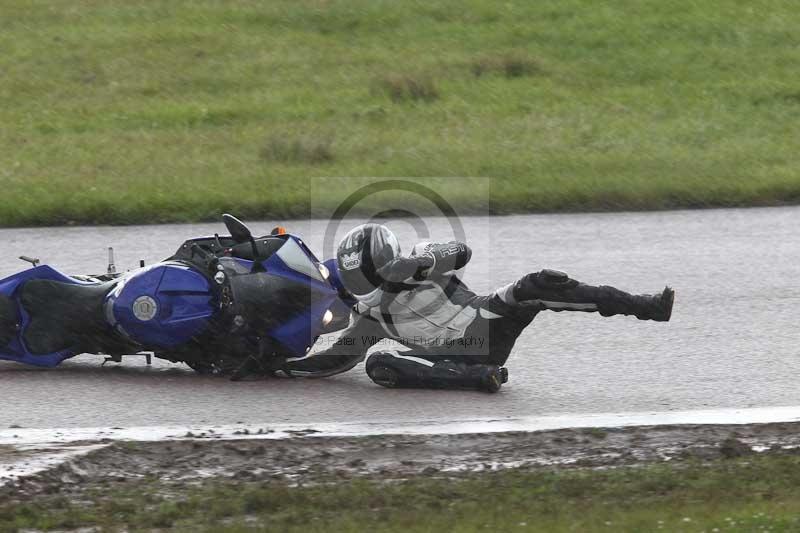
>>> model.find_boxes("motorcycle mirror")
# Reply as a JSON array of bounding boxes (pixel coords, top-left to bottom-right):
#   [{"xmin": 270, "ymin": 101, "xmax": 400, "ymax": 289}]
[{"xmin": 222, "ymin": 214, "xmax": 252, "ymax": 243}]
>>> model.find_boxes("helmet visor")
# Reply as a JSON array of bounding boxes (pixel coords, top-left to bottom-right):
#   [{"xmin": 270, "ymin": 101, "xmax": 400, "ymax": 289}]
[{"xmin": 337, "ymin": 264, "xmax": 381, "ymax": 296}]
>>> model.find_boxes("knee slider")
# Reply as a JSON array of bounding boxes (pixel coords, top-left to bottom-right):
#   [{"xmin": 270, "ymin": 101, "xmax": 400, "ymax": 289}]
[
  {"xmin": 533, "ymin": 269, "xmax": 578, "ymax": 290},
  {"xmin": 366, "ymin": 351, "xmax": 433, "ymax": 388}
]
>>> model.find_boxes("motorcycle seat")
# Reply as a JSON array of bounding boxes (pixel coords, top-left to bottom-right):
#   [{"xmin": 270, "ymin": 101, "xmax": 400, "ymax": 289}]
[
  {"xmin": 19, "ymin": 279, "xmax": 115, "ymax": 355},
  {"xmin": 0, "ymin": 294, "xmax": 18, "ymax": 348}
]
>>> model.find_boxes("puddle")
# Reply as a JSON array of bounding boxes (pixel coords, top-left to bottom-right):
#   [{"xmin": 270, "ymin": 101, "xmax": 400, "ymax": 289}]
[{"xmin": 2, "ymin": 405, "xmax": 800, "ymax": 448}]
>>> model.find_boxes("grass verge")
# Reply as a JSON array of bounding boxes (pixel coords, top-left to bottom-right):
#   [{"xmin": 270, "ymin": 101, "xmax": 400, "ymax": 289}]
[
  {"xmin": 4, "ymin": 454, "xmax": 800, "ymax": 532},
  {"xmin": 2, "ymin": 0, "xmax": 800, "ymax": 225}
]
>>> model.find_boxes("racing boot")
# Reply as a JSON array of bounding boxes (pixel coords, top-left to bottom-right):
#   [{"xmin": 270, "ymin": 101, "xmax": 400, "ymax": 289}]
[
  {"xmin": 366, "ymin": 351, "xmax": 508, "ymax": 393},
  {"xmin": 630, "ymin": 286, "xmax": 674, "ymax": 321},
  {"xmin": 510, "ymin": 270, "xmax": 674, "ymax": 322},
  {"xmin": 588, "ymin": 285, "xmax": 674, "ymax": 321}
]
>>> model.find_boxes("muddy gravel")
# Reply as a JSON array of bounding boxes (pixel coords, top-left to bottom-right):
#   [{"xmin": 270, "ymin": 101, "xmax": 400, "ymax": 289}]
[{"xmin": 4, "ymin": 422, "xmax": 800, "ymax": 501}]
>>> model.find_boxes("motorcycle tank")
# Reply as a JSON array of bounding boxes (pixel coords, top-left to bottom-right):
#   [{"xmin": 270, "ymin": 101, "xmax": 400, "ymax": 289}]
[{"xmin": 106, "ymin": 262, "xmax": 215, "ymax": 348}]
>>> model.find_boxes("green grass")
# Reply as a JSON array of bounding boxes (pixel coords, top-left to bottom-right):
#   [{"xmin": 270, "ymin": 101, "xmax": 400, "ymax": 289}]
[
  {"xmin": 2, "ymin": 0, "xmax": 800, "ymax": 226},
  {"xmin": 5, "ymin": 454, "xmax": 800, "ymax": 531}
]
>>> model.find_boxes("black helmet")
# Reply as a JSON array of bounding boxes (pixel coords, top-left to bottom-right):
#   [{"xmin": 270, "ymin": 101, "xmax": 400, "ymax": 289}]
[{"xmin": 336, "ymin": 224, "xmax": 400, "ymax": 301}]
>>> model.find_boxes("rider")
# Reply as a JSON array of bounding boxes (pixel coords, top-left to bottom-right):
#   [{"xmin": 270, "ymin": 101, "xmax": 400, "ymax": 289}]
[{"xmin": 279, "ymin": 224, "xmax": 674, "ymax": 392}]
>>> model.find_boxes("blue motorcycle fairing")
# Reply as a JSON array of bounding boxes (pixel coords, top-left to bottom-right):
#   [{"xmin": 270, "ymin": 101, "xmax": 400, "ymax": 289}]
[
  {"xmin": 323, "ymin": 257, "xmax": 357, "ymax": 308},
  {"xmin": 107, "ymin": 262, "xmax": 216, "ymax": 348},
  {"xmin": 225, "ymin": 235, "xmax": 340, "ymax": 355},
  {"xmin": 0, "ymin": 231, "xmax": 352, "ymax": 370},
  {"xmin": 0, "ymin": 265, "xmax": 98, "ymax": 367}
]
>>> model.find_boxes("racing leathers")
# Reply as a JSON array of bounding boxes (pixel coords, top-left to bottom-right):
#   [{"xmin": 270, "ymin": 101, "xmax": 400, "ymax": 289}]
[{"xmin": 282, "ymin": 240, "xmax": 674, "ymax": 391}]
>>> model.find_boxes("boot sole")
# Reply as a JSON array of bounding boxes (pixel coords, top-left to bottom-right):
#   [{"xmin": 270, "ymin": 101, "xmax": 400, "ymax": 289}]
[{"xmin": 658, "ymin": 287, "xmax": 675, "ymax": 322}]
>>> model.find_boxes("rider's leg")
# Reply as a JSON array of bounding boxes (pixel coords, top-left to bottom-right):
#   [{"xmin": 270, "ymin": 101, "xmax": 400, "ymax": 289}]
[
  {"xmin": 364, "ymin": 303, "xmax": 535, "ymax": 393},
  {"xmin": 497, "ymin": 269, "xmax": 674, "ymax": 321},
  {"xmin": 365, "ymin": 350, "xmax": 508, "ymax": 393}
]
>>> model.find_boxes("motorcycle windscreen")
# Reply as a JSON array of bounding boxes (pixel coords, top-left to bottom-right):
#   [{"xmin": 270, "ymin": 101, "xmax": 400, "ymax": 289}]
[{"xmin": 227, "ymin": 269, "xmax": 336, "ymax": 355}]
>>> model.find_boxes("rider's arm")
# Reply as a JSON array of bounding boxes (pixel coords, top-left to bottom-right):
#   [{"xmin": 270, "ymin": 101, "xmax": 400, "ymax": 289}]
[
  {"xmin": 280, "ymin": 315, "xmax": 386, "ymax": 378},
  {"xmin": 377, "ymin": 241, "xmax": 472, "ymax": 283}
]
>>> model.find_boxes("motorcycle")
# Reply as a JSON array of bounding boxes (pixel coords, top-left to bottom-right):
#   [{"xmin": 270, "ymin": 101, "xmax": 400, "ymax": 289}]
[{"xmin": 0, "ymin": 215, "xmax": 353, "ymax": 377}]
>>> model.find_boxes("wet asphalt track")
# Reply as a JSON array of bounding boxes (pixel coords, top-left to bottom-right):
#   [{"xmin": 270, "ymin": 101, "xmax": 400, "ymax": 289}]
[{"xmin": 0, "ymin": 207, "xmax": 799, "ymax": 430}]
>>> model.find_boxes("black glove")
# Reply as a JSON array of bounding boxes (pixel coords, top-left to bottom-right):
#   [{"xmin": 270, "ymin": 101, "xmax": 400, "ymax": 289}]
[
  {"xmin": 376, "ymin": 242, "xmax": 471, "ymax": 282},
  {"xmin": 376, "ymin": 254, "xmax": 434, "ymax": 282}
]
